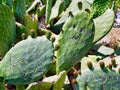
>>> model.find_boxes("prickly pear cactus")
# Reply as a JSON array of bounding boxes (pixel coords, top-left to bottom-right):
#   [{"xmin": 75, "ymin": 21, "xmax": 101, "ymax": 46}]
[
  {"xmin": 75, "ymin": 57, "xmax": 120, "ymax": 90},
  {"xmin": 24, "ymin": 14, "xmax": 38, "ymax": 35},
  {"xmin": 0, "ymin": 36, "xmax": 54, "ymax": 85},
  {"xmin": 93, "ymin": 9, "xmax": 114, "ymax": 44},
  {"xmin": 0, "ymin": 0, "xmax": 12, "ymax": 7},
  {"xmin": 45, "ymin": 0, "xmax": 53, "ymax": 24},
  {"xmin": 91, "ymin": 0, "xmax": 112, "ymax": 18},
  {"xmin": 26, "ymin": 82, "xmax": 53, "ymax": 90},
  {"xmin": 0, "ymin": 4, "xmax": 16, "ymax": 57},
  {"xmin": 13, "ymin": 0, "xmax": 26, "ymax": 19},
  {"xmin": 16, "ymin": 22, "xmax": 27, "ymax": 40},
  {"xmin": 51, "ymin": 0, "xmax": 91, "ymax": 34},
  {"xmin": 49, "ymin": 0, "xmax": 65, "ymax": 23},
  {"xmin": 56, "ymin": 11, "xmax": 94, "ymax": 72}
]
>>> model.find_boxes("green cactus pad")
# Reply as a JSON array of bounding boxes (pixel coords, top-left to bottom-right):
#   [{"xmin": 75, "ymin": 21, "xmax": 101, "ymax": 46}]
[
  {"xmin": 51, "ymin": 0, "xmax": 91, "ymax": 34},
  {"xmin": 13, "ymin": 0, "xmax": 26, "ymax": 19},
  {"xmin": 0, "ymin": 36, "xmax": 54, "ymax": 85},
  {"xmin": 91, "ymin": 0, "xmax": 112, "ymax": 18},
  {"xmin": 56, "ymin": 11, "xmax": 94, "ymax": 72},
  {"xmin": 76, "ymin": 57, "xmax": 120, "ymax": 90},
  {"xmin": 53, "ymin": 71, "xmax": 66, "ymax": 90},
  {"xmin": 24, "ymin": 14, "xmax": 38, "ymax": 34},
  {"xmin": 26, "ymin": 82, "xmax": 53, "ymax": 90},
  {"xmin": 45, "ymin": 0, "xmax": 53, "ymax": 24},
  {"xmin": 0, "ymin": 0, "xmax": 12, "ymax": 7},
  {"xmin": 0, "ymin": 4, "xmax": 16, "ymax": 57},
  {"xmin": 49, "ymin": 0, "xmax": 65, "ymax": 23},
  {"xmin": 93, "ymin": 9, "xmax": 114, "ymax": 44},
  {"xmin": 76, "ymin": 69, "xmax": 120, "ymax": 90}
]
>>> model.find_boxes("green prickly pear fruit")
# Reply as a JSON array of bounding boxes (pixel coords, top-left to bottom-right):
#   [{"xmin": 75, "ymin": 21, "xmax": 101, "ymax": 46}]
[
  {"xmin": 51, "ymin": 37, "xmax": 56, "ymax": 42},
  {"xmin": 108, "ymin": 63, "xmax": 112, "ymax": 70},
  {"xmin": 30, "ymin": 29, "xmax": 36, "ymax": 38},
  {"xmin": 46, "ymin": 31, "xmax": 52, "ymax": 39},
  {"xmin": 78, "ymin": 1, "xmax": 82, "ymax": 10},
  {"xmin": 111, "ymin": 59, "xmax": 117, "ymax": 68},
  {"xmin": 99, "ymin": 61, "xmax": 105, "ymax": 69},
  {"xmin": 87, "ymin": 61, "xmax": 93, "ymax": 69},
  {"xmin": 54, "ymin": 44, "xmax": 60, "ymax": 51},
  {"xmin": 22, "ymin": 33, "xmax": 28, "ymax": 40}
]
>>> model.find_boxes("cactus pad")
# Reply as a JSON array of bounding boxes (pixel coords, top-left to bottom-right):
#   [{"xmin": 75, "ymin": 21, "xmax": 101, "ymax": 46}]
[
  {"xmin": 0, "ymin": 4, "xmax": 16, "ymax": 56},
  {"xmin": 93, "ymin": 9, "xmax": 114, "ymax": 44},
  {"xmin": 92, "ymin": 0, "xmax": 112, "ymax": 18},
  {"xmin": 0, "ymin": 36, "xmax": 54, "ymax": 85},
  {"xmin": 76, "ymin": 57, "xmax": 120, "ymax": 90},
  {"xmin": 56, "ymin": 11, "xmax": 94, "ymax": 72},
  {"xmin": 13, "ymin": 0, "xmax": 26, "ymax": 19}
]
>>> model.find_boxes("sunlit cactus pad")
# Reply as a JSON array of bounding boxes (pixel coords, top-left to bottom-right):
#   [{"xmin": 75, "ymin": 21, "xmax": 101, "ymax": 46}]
[
  {"xmin": 0, "ymin": 36, "xmax": 54, "ymax": 85},
  {"xmin": 57, "ymin": 11, "xmax": 94, "ymax": 72}
]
